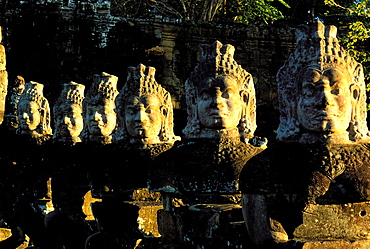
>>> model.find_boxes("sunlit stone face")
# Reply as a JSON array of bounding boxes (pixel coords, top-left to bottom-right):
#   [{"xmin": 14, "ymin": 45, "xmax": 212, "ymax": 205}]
[
  {"xmin": 197, "ymin": 76, "xmax": 243, "ymax": 130},
  {"xmin": 56, "ymin": 103, "xmax": 83, "ymax": 138},
  {"xmin": 87, "ymin": 101, "xmax": 116, "ymax": 137},
  {"xmin": 297, "ymin": 67, "xmax": 352, "ymax": 133},
  {"xmin": 18, "ymin": 101, "xmax": 41, "ymax": 131},
  {"xmin": 125, "ymin": 95, "xmax": 162, "ymax": 140}
]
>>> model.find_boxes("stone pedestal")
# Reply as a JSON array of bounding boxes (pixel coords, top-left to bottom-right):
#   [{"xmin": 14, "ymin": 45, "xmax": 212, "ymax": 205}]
[{"xmin": 158, "ymin": 204, "xmax": 250, "ymax": 248}]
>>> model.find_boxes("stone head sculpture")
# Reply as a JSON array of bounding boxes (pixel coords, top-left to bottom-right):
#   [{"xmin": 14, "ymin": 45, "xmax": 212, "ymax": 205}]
[
  {"xmin": 183, "ymin": 40, "xmax": 256, "ymax": 142},
  {"xmin": 83, "ymin": 72, "xmax": 119, "ymax": 144},
  {"xmin": 17, "ymin": 81, "xmax": 52, "ymax": 139},
  {"xmin": 53, "ymin": 81, "xmax": 85, "ymax": 144},
  {"xmin": 277, "ymin": 21, "xmax": 370, "ymax": 144},
  {"xmin": 115, "ymin": 64, "xmax": 180, "ymax": 145}
]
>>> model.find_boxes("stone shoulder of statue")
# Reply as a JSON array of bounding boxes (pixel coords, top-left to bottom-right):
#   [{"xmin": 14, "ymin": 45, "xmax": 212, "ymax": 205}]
[{"xmin": 150, "ymin": 136, "xmax": 266, "ymax": 196}]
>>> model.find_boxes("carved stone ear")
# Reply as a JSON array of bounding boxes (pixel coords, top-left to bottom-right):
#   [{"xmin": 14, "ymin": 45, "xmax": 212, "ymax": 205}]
[
  {"xmin": 161, "ymin": 106, "xmax": 168, "ymax": 117},
  {"xmin": 241, "ymin": 91, "xmax": 249, "ymax": 105},
  {"xmin": 351, "ymin": 85, "xmax": 360, "ymax": 101}
]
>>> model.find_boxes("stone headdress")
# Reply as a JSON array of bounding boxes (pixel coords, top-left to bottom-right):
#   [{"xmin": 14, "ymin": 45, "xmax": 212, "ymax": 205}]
[
  {"xmin": 276, "ymin": 21, "xmax": 369, "ymax": 143},
  {"xmin": 85, "ymin": 72, "xmax": 119, "ymax": 106},
  {"xmin": 53, "ymin": 81, "xmax": 85, "ymax": 139},
  {"xmin": 115, "ymin": 63, "xmax": 180, "ymax": 144},
  {"xmin": 18, "ymin": 81, "xmax": 52, "ymax": 136},
  {"xmin": 183, "ymin": 40, "xmax": 256, "ymax": 141}
]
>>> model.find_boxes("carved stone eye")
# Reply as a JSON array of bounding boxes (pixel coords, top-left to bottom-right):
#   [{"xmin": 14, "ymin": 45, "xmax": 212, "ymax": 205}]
[
  {"xmin": 331, "ymin": 88, "xmax": 340, "ymax": 95},
  {"xmin": 222, "ymin": 92, "xmax": 230, "ymax": 99}
]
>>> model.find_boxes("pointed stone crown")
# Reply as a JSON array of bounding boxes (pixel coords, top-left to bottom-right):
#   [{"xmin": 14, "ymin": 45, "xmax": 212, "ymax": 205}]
[
  {"xmin": 122, "ymin": 63, "xmax": 170, "ymax": 100},
  {"xmin": 22, "ymin": 81, "xmax": 46, "ymax": 105},
  {"xmin": 58, "ymin": 81, "xmax": 85, "ymax": 106},
  {"xmin": 188, "ymin": 40, "xmax": 253, "ymax": 93},
  {"xmin": 88, "ymin": 72, "xmax": 119, "ymax": 104}
]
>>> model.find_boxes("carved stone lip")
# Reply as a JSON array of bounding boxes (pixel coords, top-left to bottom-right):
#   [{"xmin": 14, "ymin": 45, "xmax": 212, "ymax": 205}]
[
  {"xmin": 60, "ymin": 124, "xmax": 73, "ymax": 131},
  {"xmin": 90, "ymin": 121, "xmax": 104, "ymax": 128},
  {"xmin": 209, "ymin": 110, "xmax": 229, "ymax": 117},
  {"xmin": 19, "ymin": 119, "xmax": 30, "ymax": 125},
  {"xmin": 315, "ymin": 111, "xmax": 339, "ymax": 119}
]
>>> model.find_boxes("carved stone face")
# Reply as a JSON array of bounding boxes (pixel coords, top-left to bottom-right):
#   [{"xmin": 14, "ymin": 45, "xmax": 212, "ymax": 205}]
[
  {"xmin": 56, "ymin": 103, "xmax": 83, "ymax": 138},
  {"xmin": 197, "ymin": 75, "xmax": 243, "ymax": 130},
  {"xmin": 125, "ymin": 95, "xmax": 162, "ymax": 140},
  {"xmin": 18, "ymin": 101, "xmax": 41, "ymax": 131},
  {"xmin": 87, "ymin": 101, "xmax": 116, "ymax": 137},
  {"xmin": 297, "ymin": 67, "xmax": 352, "ymax": 133}
]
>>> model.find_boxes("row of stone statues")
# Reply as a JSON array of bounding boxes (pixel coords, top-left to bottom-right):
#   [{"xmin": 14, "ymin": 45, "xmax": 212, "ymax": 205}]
[
  {"xmin": 0, "ymin": 20, "xmax": 369, "ymax": 249},
  {"xmin": 6, "ymin": 66, "xmax": 180, "ymax": 146}
]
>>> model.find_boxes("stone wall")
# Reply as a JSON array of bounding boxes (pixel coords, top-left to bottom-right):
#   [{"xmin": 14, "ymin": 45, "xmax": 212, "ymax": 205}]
[{"xmin": 1, "ymin": 1, "xmax": 297, "ymax": 140}]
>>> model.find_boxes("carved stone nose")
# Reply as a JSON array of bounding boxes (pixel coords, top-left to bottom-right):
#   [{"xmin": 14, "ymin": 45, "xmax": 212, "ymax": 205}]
[
  {"xmin": 63, "ymin": 116, "xmax": 70, "ymax": 124},
  {"xmin": 135, "ymin": 109, "xmax": 148, "ymax": 122},
  {"xmin": 93, "ymin": 111, "xmax": 101, "ymax": 121}
]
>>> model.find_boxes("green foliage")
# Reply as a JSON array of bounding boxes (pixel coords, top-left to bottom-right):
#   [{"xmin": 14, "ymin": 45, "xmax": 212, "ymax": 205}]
[
  {"xmin": 110, "ymin": 0, "xmax": 290, "ymax": 24},
  {"xmin": 216, "ymin": 0, "xmax": 290, "ymax": 24}
]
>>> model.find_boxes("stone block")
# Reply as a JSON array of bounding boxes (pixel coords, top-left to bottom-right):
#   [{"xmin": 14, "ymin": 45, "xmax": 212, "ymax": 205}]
[
  {"xmin": 294, "ymin": 202, "xmax": 370, "ymax": 241},
  {"xmin": 301, "ymin": 240, "xmax": 370, "ymax": 249}
]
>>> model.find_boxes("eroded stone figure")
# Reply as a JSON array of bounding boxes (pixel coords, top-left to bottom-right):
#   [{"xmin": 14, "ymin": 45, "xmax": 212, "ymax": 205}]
[
  {"xmin": 86, "ymin": 64, "xmax": 179, "ymax": 249},
  {"xmin": 44, "ymin": 81, "xmax": 91, "ymax": 249},
  {"xmin": 10, "ymin": 81, "xmax": 62, "ymax": 248},
  {"xmin": 82, "ymin": 72, "xmax": 118, "ymax": 144},
  {"xmin": 151, "ymin": 41, "xmax": 266, "ymax": 248},
  {"xmin": 5, "ymin": 76, "xmax": 26, "ymax": 130},
  {"xmin": 53, "ymin": 81, "xmax": 85, "ymax": 144},
  {"xmin": 240, "ymin": 21, "xmax": 370, "ymax": 248},
  {"xmin": 0, "ymin": 26, "xmax": 8, "ymax": 124},
  {"xmin": 17, "ymin": 81, "xmax": 52, "ymax": 143}
]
